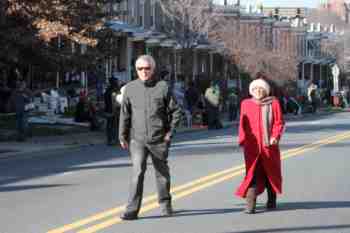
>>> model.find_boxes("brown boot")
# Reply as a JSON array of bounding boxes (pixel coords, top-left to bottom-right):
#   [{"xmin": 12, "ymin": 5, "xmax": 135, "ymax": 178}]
[
  {"xmin": 245, "ymin": 187, "xmax": 256, "ymax": 214},
  {"xmin": 266, "ymin": 182, "xmax": 277, "ymax": 210}
]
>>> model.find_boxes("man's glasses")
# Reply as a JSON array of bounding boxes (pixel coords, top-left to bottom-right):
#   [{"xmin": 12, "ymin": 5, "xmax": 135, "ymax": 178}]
[{"xmin": 137, "ymin": 67, "xmax": 151, "ymax": 71}]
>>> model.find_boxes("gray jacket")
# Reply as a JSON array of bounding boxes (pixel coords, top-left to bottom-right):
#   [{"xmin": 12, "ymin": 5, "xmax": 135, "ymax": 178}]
[{"xmin": 119, "ymin": 78, "xmax": 182, "ymax": 144}]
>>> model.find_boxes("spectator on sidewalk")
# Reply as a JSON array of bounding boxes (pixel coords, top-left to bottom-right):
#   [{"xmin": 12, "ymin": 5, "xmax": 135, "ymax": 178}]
[
  {"xmin": 119, "ymin": 55, "xmax": 182, "ymax": 220},
  {"xmin": 12, "ymin": 81, "xmax": 32, "ymax": 141},
  {"xmin": 196, "ymin": 93, "xmax": 208, "ymax": 127},
  {"xmin": 183, "ymin": 81, "xmax": 199, "ymax": 128},
  {"xmin": 236, "ymin": 77, "xmax": 285, "ymax": 214},
  {"xmin": 184, "ymin": 81, "xmax": 199, "ymax": 115},
  {"xmin": 307, "ymin": 83, "xmax": 319, "ymax": 113},
  {"xmin": 104, "ymin": 76, "xmax": 120, "ymax": 145},
  {"xmin": 204, "ymin": 80, "xmax": 222, "ymax": 129},
  {"xmin": 340, "ymin": 86, "xmax": 349, "ymax": 108},
  {"xmin": 227, "ymin": 88, "xmax": 238, "ymax": 121},
  {"xmin": 0, "ymin": 79, "xmax": 11, "ymax": 113},
  {"xmin": 116, "ymin": 84, "xmax": 126, "ymax": 105}
]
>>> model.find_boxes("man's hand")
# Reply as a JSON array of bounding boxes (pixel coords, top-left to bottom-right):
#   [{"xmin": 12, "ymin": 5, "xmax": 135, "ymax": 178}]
[
  {"xmin": 120, "ymin": 141, "xmax": 129, "ymax": 150},
  {"xmin": 270, "ymin": 137, "xmax": 278, "ymax": 145},
  {"xmin": 164, "ymin": 132, "xmax": 172, "ymax": 142}
]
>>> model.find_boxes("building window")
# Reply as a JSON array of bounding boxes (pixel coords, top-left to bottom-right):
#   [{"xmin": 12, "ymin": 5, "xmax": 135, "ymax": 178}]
[{"xmin": 140, "ymin": 2, "xmax": 144, "ymax": 26}]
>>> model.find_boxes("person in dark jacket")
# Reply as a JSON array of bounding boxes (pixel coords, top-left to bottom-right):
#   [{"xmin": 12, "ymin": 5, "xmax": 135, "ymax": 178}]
[
  {"xmin": 13, "ymin": 81, "xmax": 32, "ymax": 141},
  {"xmin": 119, "ymin": 55, "xmax": 182, "ymax": 220},
  {"xmin": 104, "ymin": 76, "xmax": 120, "ymax": 145}
]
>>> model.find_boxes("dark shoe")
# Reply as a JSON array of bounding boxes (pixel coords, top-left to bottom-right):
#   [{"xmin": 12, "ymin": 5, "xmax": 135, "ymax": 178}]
[
  {"xmin": 266, "ymin": 182, "xmax": 277, "ymax": 210},
  {"xmin": 160, "ymin": 203, "xmax": 173, "ymax": 216},
  {"xmin": 245, "ymin": 187, "xmax": 256, "ymax": 214},
  {"xmin": 120, "ymin": 212, "xmax": 138, "ymax": 220},
  {"xmin": 266, "ymin": 195, "xmax": 277, "ymax": 210},
  {"xmin": 266, "ymin": 200, "xmax": 276, "ymax": 210}
]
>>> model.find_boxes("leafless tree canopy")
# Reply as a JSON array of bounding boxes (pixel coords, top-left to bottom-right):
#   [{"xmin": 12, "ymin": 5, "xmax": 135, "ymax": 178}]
[
  {"xmin": 308, "ymin": 8, "xmax": 348, "ymax": 30},
  {"xmin": 309, "ymin": 8, "xmax": 350, "ymax": 73},
  {"xmin": 156, "ymin": 0, "xmax": 213, "ymax": 48},
  {"xmin": 209, "ymin": 15, "xmax": 298, "ymax": 82}
]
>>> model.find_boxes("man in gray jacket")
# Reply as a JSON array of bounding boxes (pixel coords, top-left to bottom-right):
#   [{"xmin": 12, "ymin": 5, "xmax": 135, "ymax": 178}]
[{"xmin": 119, "ymin": 55, "xmax": 182, "ymax": 220}]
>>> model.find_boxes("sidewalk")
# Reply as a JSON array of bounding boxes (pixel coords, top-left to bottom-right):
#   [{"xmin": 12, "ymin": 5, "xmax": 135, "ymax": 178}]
[
  {"xmin": 0, "ymin": 107, "xmax": 346, "ymax": 160},
  {"xmin": 0, "ymin": 118, "xmax": 236, "ymax": 159}
]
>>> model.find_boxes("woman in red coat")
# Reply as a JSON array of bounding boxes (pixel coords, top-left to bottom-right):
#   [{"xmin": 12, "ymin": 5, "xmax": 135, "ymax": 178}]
[{"xmin": 236, "ymin": 78, "xmax": 285, "ymax": 214}]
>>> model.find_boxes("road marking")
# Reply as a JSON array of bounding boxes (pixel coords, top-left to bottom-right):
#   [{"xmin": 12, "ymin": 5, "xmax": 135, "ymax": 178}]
[{"xmin": 47, "ymin": 131, "xmax": 350, "ymax": 233}]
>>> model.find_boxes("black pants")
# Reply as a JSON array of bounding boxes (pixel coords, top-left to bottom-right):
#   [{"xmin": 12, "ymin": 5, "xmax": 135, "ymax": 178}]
[
  {"xmin": 125, "ymin": 139, "xmax": 171, "ymax": 214},
  {"xmin": 249, "ymin": 161, "xmax": 274, "ymax": 194},
  {"xmin": 207, "ymin": 105, "xmax": 221, "ymax": 129},
  {"xmin": 228, "ymin": 104, "xmax": 237, "ymax": 121},
  {"xmin": 16, "ymin": 112, "xmax": 29, "ymax": 141},
  {"xmin": 106, "ymin": 115, "xmax": 118, "ymax": 144}
]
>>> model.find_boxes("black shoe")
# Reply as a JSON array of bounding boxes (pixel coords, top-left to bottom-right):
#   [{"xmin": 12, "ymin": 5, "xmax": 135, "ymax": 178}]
[
  {"xmin": 266, "ymin": 181, "xmax": 277, "ymax": 210},
  {"xmin": 266, "ymin": 201, "xmax": 276, "ymax": 210},
  {"xmin": 160, "ymin": 203, "xmax": 173, "ymax": 216},
  {"xmin": 120, "ymin": 212, "xmax": 138, "ymax": 220},
  {"xmin": 266, "ymin": 197, "xmax": 277, "ymax": 210}
]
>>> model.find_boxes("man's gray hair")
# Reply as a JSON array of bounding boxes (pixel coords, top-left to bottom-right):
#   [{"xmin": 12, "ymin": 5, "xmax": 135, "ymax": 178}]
[{"xmin": 135, "ymin": 55, "xmax": 156, "ymax": 70}]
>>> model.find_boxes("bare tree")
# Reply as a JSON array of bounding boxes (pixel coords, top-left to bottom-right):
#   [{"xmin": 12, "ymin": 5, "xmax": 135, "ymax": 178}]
[
  {"xmin": 157, "ymin": 0, "xmax": 212, "ymax": 47},
  {"xmin": 308, "ymin": 8, "xmax": 348, "ymax": 30},
  {"xmin": 209, "ymin": 13, "xmax": 298, "ymax": 83},
  {"xmin": 156, "ymin": 0, "xmax": 214, "ymax": 80},
  {"xmin": 310, "ymin": 8, "xmax": 350, "ymax": 74}
]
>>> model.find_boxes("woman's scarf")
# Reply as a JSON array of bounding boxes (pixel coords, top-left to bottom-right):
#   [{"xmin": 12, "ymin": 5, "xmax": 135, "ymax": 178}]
[{"xmin": 252, "ymin": 96, "xmax": 274, "ymax": 147}]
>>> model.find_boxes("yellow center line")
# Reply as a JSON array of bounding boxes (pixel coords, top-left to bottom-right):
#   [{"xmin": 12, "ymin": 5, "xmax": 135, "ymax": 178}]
[
  {"xmin": 47, "ymin": 164, "xmax": 246, "ymax": 233},
  {"xmin": 47, "ymin": 131, "xmax": 350, "ymax": 233}
]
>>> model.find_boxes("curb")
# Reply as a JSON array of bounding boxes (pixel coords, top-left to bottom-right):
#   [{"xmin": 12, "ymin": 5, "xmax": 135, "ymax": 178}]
[
  {"xmin": 1, "ymin": 108, "xmax": 344, "ymax": 160},
  {"xmin": 0, "ymin": 121, "xmax": 237, "ymax": 160}
]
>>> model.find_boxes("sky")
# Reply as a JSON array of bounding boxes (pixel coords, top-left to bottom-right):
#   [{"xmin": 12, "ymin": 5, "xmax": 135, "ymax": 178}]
[{"xmin": 213, "ymin": 0, "xmax": 319, "ymax": 8}]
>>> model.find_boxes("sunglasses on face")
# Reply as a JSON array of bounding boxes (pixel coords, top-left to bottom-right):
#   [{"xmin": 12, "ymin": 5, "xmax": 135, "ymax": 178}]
[{"xmin": 136, "ymin": 66, "xmax": 151, "ymax": 71}]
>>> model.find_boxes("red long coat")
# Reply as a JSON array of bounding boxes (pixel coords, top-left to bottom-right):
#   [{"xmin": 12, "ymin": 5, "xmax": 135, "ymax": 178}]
[{"xmin": 235, "ymin": 97, "xmax": 285, "ymax": 198}]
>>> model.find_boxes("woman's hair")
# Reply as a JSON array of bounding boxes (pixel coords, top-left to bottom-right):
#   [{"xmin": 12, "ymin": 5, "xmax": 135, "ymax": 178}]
[{"xmin": 249, "ymin": 79, "xmax": 271, "ymax": 96}]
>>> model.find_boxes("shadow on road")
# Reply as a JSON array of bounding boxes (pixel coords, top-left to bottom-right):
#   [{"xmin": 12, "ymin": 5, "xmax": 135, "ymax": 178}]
[
  {"xmin": 139, "ymin": 208, "xmax": 245, "ymax": 220},
  {"xmin": 276, "ymin": 201, "xmax": 350, "ymax": 211},
  {"xmin": 0, "ymin": 148, "xmax": 132, "ymax": 187},
  {"xmin": 223, "ymin": 224, "xmax": 350, "ymax": 233},
  {"xmin": 235, "ymin": 201, "xmax": 350, "ymax": 212},
  {"xmin": 0, "ymin": 184, "xmax": 73, "ymax": 192}
]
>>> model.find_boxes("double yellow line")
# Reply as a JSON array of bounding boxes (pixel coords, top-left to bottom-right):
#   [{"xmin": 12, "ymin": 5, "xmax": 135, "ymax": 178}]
[{"xmin": 47, "ymin": 131, "xmax": 350, "ymax": 233}]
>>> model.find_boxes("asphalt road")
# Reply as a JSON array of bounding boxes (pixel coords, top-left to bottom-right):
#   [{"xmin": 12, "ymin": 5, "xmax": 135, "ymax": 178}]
[{"xmin": 1, "ymin": 111, "xmax": 350, "ymax": 233}]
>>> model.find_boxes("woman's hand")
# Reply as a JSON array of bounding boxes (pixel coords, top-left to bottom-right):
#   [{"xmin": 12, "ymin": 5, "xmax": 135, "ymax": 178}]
[{"xmin": 270, "ymin": 137, "xmax": 278, "ymax": 145}]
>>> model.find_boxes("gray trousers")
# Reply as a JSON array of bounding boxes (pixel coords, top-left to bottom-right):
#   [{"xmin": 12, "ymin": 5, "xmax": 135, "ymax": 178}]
[{"xmin": 125, "ymin": 139, "xmax": 171, "ymax": 214}]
